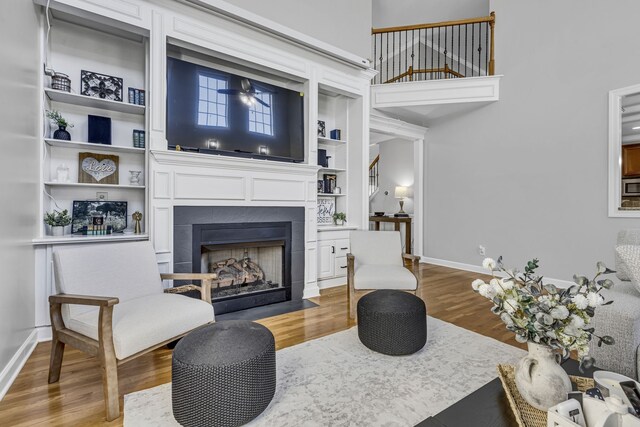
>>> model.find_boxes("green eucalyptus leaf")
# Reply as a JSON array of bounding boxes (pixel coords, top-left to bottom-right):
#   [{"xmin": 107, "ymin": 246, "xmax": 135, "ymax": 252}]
[
  {"xmin": 597, "ymin": 279, "xmax": 614, "ymax": 289},
  {"xmin": 573, "ymin": 275, "xmax": 588, "ymax": 286},
  {"xmin": 602, "ymin": 336, "xmax": 615, "ymax": 345},
  {"xmin": 596, "ymin": 261, "xmax": 607, "ymax": 274}
]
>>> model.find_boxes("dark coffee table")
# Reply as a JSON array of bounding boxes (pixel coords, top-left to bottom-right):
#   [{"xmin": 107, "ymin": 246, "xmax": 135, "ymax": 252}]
[{"xmin": 416, "ymin": 359, "xmax": 597, "ymax": 427}]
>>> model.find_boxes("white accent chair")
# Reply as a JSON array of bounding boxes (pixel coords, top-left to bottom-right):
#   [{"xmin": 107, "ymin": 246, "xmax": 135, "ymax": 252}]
[
  {"xmin": 347, "ymin": 231, "xmax": 421, "ymax": 318},
  {"xmin": 48, "ymin": 241, "xmax": 215, "ymax": 421}
]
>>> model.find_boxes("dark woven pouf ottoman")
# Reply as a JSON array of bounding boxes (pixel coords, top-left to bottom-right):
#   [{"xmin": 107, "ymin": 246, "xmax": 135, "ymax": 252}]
[
  {"xmin": 357, "ymin": 289, "xmax": 427, "ymax": 355},
  {"xmin": 172, "ymin": 320, "xmax": 276, "ymax": 427}
]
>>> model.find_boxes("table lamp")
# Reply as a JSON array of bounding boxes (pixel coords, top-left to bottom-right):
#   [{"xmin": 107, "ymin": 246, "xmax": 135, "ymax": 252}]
[{"xmin": 394, "ymin": 186, "xmax": 409, "ymax": 217}]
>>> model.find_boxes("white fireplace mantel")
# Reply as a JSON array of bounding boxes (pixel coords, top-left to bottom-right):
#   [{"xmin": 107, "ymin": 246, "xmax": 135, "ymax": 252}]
[{"xmin": 150, "ymin": 151, "xmax": 322, "ymax": 299}]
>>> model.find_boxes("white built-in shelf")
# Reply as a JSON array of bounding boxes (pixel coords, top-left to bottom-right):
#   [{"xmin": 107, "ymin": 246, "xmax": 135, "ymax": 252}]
[
  {"xmin": 44, "ymin": 138, "xmax": 145, "ymax": 154},
  {"xmin": 32, "ymin": 233, "xmax": 149, "ymax": 246},
  {"xmin": 318, "ymin": 136, "xmax": 347, "ymax": 146},
  {"xmin": 45, "ymin": 88, "xmax": 146, "ymax": 115},
  {"xmin": 317, "ymin": 193, "xmax": 347, "ymax": 197},
  {"xmin": 44, "ymin": 182, "xmax": 145, "ymax": 190},
  {"xmin": 318, "ymin": 167, "xmax": 347, "ymax": 173}
]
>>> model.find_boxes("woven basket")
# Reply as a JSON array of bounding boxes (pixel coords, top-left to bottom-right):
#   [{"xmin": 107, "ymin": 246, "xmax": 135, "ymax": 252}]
[{"xmin": 497, "ymin": 364, "xmax": 594, "ymax": 427}]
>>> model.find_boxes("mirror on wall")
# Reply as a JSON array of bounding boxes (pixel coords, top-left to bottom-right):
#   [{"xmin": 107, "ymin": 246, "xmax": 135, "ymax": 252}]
[{"xmin": 608, "ymin": 84, "xmax": 640, "ymax": 217}]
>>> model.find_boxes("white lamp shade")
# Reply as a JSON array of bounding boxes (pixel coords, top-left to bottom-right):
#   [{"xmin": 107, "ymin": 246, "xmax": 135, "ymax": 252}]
[{"xmin": 394, "ymin": 186, "xmax": 409, "ymax": 198}]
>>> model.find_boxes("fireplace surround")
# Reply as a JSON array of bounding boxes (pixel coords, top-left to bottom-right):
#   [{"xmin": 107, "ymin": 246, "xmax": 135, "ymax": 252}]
[{"xmin": 174, "ymin": 206, "xmax": 305, "ymax": 314}]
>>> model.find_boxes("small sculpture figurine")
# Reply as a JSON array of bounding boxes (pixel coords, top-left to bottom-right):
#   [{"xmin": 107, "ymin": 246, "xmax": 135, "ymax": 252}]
[
  {"xmin": 132, "ymin": 211, "xmax": 143, "ymax": 234},
  {"xmin": 129, "ymin": 170, "xmax": 142, "ymax": 185}
]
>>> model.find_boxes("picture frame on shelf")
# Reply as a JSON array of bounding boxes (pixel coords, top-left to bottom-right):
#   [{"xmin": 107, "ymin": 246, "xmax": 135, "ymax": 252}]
[
  {"xmin": 317, "ymin": 197, "xmax": 335, "ymax": 225},
  {"xmin": 71, "ymin": 200, "xmax": 128, "ymax": 234},
  {"xmin": 78, "ymin": 152, "xmax": 119, "ymax": 184},
  {"xmin": 317, "ymin": 120, "xmax": 326, "ymax": 137},
  {"xmin": 80, "ymin": 70, "xmax": 123, "ymax": 102}
]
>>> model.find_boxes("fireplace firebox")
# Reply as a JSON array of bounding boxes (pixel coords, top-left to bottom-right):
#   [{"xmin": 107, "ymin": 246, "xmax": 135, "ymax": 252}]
[{"xmin": 192, "ymin": 222, "xmax": 292, "ymax": 314}]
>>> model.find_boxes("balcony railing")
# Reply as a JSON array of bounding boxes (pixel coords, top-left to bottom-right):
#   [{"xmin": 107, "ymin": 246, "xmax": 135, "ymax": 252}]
[{"xmin": 371, "ymin": 13, "xmax": 495, "ymax": 85}]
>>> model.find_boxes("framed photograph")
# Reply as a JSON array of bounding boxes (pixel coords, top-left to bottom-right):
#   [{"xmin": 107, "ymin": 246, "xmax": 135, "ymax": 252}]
[
  {"xmin": 78, "ymin": 152, "xmax": 119, "ymax": 184},
  {"xmin": 317, "ymin": 120, "xmax": 326, "ymax": 137},
  {"xmin": 71, "ymin": 201, "xmax": 127, "ymax": 234},
  {"xmin": 317, "ymin": 197, "xmax": 335, "ymax": 225},
  {"xmin": 80, "ymin": 70, "xmax": 123, "ymax": 102}
]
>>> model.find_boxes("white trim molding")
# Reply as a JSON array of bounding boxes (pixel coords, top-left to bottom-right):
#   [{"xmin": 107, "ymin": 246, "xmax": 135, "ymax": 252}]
[
  {"xmin": 608, "ymin": 83, "xmax": 640, "ymax": 217},
  {"xmin": 422, "ymin": 256, "xmax": 576, "ymax": 289},
  {"xmin": 371, "ymin": 75, "xmax": 501, "ymax": 109},
  {"xmin": 369, "ymin": 114, "xmax": 427, "ymax": 258},
  {"xmin": 0, "ymin": 330, "xmax": 38, "ymax": 401}
]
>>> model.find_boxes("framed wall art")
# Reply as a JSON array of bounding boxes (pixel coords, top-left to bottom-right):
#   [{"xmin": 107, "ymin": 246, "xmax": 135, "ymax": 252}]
[
  {"xmin": 317, "ymin": 197, "xmax": 335, "ymax": 225},
  {"xmin": 80, "ymin": 70, "xmax": 123, "ymax": 102},
  {"xmin": 78, "ymin": 152, "xmax": 119, "ymax": 184},
  {"xmin": 71, "ymin": 200, "xmax": 127, "ymax": 234}
]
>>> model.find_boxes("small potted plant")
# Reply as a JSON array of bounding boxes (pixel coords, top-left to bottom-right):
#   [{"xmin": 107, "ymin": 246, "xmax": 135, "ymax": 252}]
[
  {"xmin": 46, "ymin": 110, "xmax": 73, "ymax": 140},
  {"xmin": 333, "ymin": 212, "xmax": 346, "ymax": 226},
  {"xmin": 44, "ymin": 209, "xmax": 72, "ymax": 236}
]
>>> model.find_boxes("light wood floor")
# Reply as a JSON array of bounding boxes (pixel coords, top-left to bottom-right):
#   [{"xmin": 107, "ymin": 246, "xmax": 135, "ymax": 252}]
[{"xmin": 0, "ymin": 264, "xmax": 523, "ymax": 426}]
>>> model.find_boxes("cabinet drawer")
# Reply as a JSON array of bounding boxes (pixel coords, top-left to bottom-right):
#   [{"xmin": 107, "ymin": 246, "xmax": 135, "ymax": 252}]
[
  {"xmin": 335, "ymin": 256, "xmax": 348, "ymax": 277},
  {"xmin": 335, "ymin": 239, "xmax": 350, "ymax": 257}
]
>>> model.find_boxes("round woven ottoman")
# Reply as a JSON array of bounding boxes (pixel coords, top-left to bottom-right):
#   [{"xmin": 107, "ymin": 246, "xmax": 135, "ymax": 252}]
[
  {"xmin": 172, "ymin": 320, "xmax": 276, "ymax": 427},
  {"xmin": 357, "ymin": 290, "xmax": 427, "ymax": 355}
]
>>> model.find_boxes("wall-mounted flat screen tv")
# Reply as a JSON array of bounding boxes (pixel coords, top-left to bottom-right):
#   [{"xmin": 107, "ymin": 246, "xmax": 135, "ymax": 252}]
[{"xmin": 166, "ymin": 57, "xmax": 305, "ymax": 163}]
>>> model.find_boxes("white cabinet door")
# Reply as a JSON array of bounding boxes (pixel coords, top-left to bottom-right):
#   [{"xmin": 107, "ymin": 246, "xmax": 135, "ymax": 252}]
[{"xmin": 317, "ymin": 240, "xmax": 335, "ymax": 279}]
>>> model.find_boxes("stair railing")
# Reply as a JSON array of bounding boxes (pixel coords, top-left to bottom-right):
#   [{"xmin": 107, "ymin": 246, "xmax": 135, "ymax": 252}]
[
  {"xmin": 372, "ymin": 12, "xmax": 495, "ymax": 85},
  {"xmin": 369, "ymin": 155, "xmax": 380, "ymax": 196}
]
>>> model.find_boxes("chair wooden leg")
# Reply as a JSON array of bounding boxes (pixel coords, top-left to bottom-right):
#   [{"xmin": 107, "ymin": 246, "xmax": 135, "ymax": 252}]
[
  {"xmin": 48, "ymin": 338, "xmax": 65, "ymax": 384},
  {"xmin": 349, "ymin": 289, "xmax": 356, "ymax": 319},
  {"xmin": 98, "ymin": 305, "xmax": 120, "ymax": 421},
  {"xmin": 100, "ymin": 352, "xmax": 120, "ymax": 421}
]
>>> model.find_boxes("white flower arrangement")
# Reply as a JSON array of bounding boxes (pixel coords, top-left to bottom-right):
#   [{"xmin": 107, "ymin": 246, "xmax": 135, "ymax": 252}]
[{"xmin": 472, "ymin": 257, "xmax": 615, "ymax": 369}]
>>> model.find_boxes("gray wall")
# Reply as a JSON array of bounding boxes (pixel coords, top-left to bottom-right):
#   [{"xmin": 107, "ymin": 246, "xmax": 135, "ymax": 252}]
[
  {"xmin": 0, "ymin": 0, "xmax": 39, "ymax": 382},
  {"xmin": 425, "ymin": 0, "xmax": 640, "ymax": 280},
  {"xmin": 225, "ymin": 0, "xmax": 372, "ymax": 59},
  {"xmin": 373, "ymin": 0, "xmax": 489, "ymax": 28}
]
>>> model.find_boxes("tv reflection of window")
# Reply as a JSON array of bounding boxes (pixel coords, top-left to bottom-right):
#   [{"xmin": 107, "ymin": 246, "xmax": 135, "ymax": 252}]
[
  {"xmin": 197, "ymin": 74, "xmax": 228, "ymax": 127},
  {"xmin": 248, "ymin": 91, "xmax": 274, "ymax": 136}
]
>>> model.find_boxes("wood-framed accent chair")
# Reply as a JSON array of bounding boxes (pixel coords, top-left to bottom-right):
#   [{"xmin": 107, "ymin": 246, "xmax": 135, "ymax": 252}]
[
  {"xmin": 48, "ymin": 241, "xmax": 216, "ymax": 421},
  {"xmin": 347, "ymin": 230, "xmax": 421, "ymax": 318}
]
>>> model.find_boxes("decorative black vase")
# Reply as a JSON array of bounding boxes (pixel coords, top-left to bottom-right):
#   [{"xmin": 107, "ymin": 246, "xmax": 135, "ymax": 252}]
[{"xmin": 53, "ymin": 126, "xmax": 71, "ymax": 141}]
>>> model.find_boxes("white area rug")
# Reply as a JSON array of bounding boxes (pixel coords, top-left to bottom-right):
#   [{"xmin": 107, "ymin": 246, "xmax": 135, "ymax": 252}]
[{"xmin": 124, "ymin": 317, "xmax": 525, "ymax": 426}]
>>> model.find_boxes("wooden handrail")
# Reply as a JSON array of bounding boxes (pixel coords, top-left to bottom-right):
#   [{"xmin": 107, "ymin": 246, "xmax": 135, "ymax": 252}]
[
  {"xmin": 372, "ymin": 13, "xmax": 495, "ymax": 34},
  {"xmin": 385, "ymin": 65, "xmax": 465, "ymax": 84},
  {"xmin": 369, "ymin": 155, "xmax": 380, "ymax": 170}
]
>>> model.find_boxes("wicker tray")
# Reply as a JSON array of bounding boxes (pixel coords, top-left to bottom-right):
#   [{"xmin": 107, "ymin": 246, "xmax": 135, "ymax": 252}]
[{"xmin": 497, "ymin": 364, "xmax": 595, "ymax": 427}]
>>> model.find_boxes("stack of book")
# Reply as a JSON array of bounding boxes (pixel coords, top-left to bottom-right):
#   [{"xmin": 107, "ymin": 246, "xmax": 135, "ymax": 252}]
[
  {"xmin": 127, "ymin": 87, "xmax": 146, "ymax": 106},
  {"xmin": 133, "ymin": 130, "xmax": 146, "ymax": 148}
]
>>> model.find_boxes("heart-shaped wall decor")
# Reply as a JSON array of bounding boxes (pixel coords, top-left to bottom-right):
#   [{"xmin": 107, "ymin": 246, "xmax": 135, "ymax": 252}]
[{"xmin": 81, "ymin": 157, "xmax": 117, "ymax": 182}]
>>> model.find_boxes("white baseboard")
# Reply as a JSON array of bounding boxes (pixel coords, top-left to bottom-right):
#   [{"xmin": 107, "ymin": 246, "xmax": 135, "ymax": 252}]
[
  {"xmin": 0, "ymin": 329, "xmax": 38, "ymax": 401},
  {"xmin": 37, "ymin": 326, "xmax": 52, "ymax": 342},
  {"xmin": 318, "ymin": 277, "xmax": 347, "ymax": 290},
  {"xmin": 422, "ymin": 256, "xmax": 575, "ymax": 289},
  {"xmin": 303, "ymin": 282, "xmax": 321, "ymax": 299}
]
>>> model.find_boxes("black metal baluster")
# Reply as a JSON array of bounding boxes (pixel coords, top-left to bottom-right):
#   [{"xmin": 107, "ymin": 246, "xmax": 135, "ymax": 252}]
[
  {"xmin": 458, "ymin": 24, "xmax": 461, "ymax": 75},
  {"xmin": 451, "ymin": 25, "xmax": 454, "ymax": 76},
  {"xmin": 373, "ymin": 33, "xmax": 377, "ymax": 83},
  {"xmin": 377, "ymin": 34, "xmax": 381, "ymax": 84},
  {"xmin": 391, "ymin": 31, "xmax": 394, "ymax": 82},
  {"xmin": 444, "ymin": 25, "xmax": 448, "ymax": 78},
  {"xmin": 417, "ymin": 29, "xmax": 421, "ymax": 81},
  {"xmin": 404, "ymin": 30, "xmax": 408, "ymax": 81},
  {"xmin": 430, "ymin": 27, "xmax": 433, "ymax": 80},
  {"xmin": 472, "ymin": 23, "xmax": 475, "ymax": 76},
  {"xmin": 386, "ymin": 32, "xmax": 389, "ymax": 83},
  {"xmin": 411, "ymin": 29, "xmax": 415, "ymax": 81},
  {"xmin": 485, "ymin": 22, "xmax": 489, "ymax": 75},
  {"xmin": 465, "ymin": 24, "xmax": 468, "ymax": 78}
]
